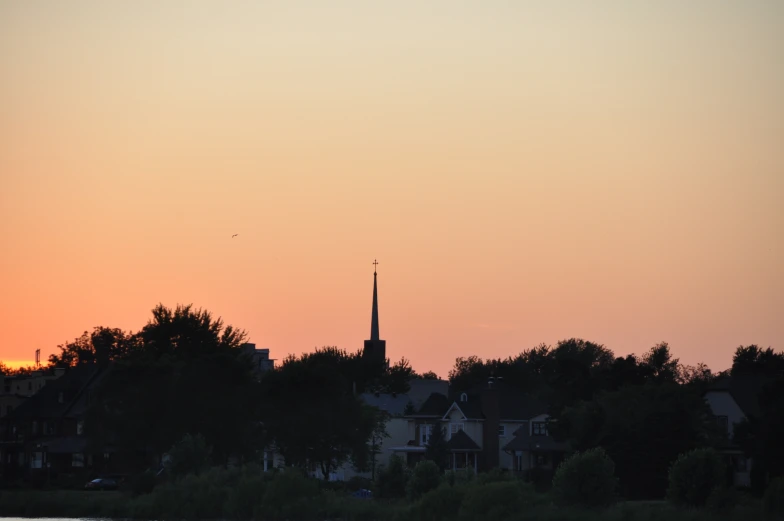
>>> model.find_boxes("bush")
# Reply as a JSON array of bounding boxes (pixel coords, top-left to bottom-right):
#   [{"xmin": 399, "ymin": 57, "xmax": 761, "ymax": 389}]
[
  {"xmin": 411, "ymin": 483, "xmax": 466, "ymax": 521},
  {"xmin": 667, "ymin": 448, "xmax": 727, "ymax": 508},
  {"xmin": 476, "ymin": 467, "xmax": 514, "ymax": 485},
  {"xmin": 552, "ymin": 447, "xmax": 618, "ymax": 508},
  {"xmin": 376, "ymin": 455, "xmax": 408, "ymax": 499},
  {"xmin": 407, "ymin": 460, "xmax": 442, "ymax": 500},
  {"xmin": 764, "ymin": 476, "xmax": 784, "ymax": 520},
  {"xmin": 445, "ymin": 470, "xmax": 474, "ymax": 487},
  {"xmin": 131, "ymin": 471, "xmax": 157, "ymax": 496},
  {"xmin": 223, "ymin": 474, "xmax": 267, "ymax": 519},
  {"xmin": 459, "ymin": 481, "xmax": 537, "ymax": 521},
  {"xmin": 258, "ymin": 468, "xmax": 320, "ymax": 520},
  {"xmin": 166, "ymin": 433, "xmax": 212, "ymax": 479}
]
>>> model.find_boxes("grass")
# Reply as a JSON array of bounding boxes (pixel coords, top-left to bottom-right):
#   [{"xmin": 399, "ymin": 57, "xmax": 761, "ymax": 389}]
[{"xmin": 0, "ymin": 489, "xmax": 765, "ymax": 521}]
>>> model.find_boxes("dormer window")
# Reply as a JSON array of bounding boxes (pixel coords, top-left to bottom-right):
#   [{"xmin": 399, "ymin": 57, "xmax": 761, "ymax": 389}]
[
  {"xmin": 532, "ymin": 421, "xmax": 548, "ymax": 436},
  {"xmin": 58, "ymin": 392, "xmax": 64, "ymax": 404},
  {"xmin": 460, "ymin": 393, "xmax": 468, "ymax": 403}
]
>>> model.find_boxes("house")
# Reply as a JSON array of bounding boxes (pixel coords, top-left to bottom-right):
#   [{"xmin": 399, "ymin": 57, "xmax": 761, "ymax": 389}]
[
  {"xmin": 703, "ymin": 375, "xmax": 767, "ymax": 488},
  {"xmin": 389, "ymin": 379, "xmax": 569, "ymax": 476},
  {"xmin": 0, "ymin": 368, "xmax": 66, "ymax": 418},
  {"xmin": 0, "ymin": 364, "xmax": 117, "ymax": 482},
  {"xmin": 299, "ymin": 379, "xmax": 450, "ymax": 481}
]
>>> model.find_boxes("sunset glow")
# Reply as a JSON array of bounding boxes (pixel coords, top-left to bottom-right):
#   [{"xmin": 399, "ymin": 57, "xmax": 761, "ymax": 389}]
[{"xmin": 1, "ymin": 1, "xmax": 782, "ymax": 378}]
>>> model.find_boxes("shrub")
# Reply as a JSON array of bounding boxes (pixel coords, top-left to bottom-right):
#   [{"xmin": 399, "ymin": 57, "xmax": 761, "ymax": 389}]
[
  {"xmin": 764, "ymin": 476, "xmax": 784, "ymax": 520},
  {"xmin": 166, "ymin": 433, "xmax": 212, "ymax": 479},
  {"xmin": 667, "ymin": 448, "xmax": 727, "ymax": 508},
  {"xmin": 552, "ymin": 447, "xmax": 618, "ymax": 508},
  {"xmin": 445, "ymin": 469, "xmax": 474, "ymax": 487},
  {"xmin": 459, "ymin": 481, "xmax": 537, "ymax": 521},
  {"xmin": 130, "ymin": 471, "xmax": 157, "ymax": 496},
  {"xmin": 411, "ymin": 483, "xmax": 466, "ymax": 521},
  {"xmin": 476, "ymin": 467, "xmax": 514, "ymax": 485},
  {"xmin": 376, "ymin": 455, "xmax": 409, "ymax": 499},
  {"xmin": 407, "ymin": 460, "xmax": 443, "ymax": 500},
  {"xmin": 258, "ymin": 468, "xmax": 320, "ymax": 520},
  {"xmin": 223, "ymin": 474, "xmax": 267, "ymax": 519},
  {"xmin": 706, "ymin": 484, "xmax": 739, "ymax": 511}
]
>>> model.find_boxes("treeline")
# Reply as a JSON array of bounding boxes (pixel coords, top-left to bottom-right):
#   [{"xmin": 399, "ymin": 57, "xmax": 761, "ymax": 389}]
[
  {"xmin": 2, "ymin": 304, "xmax": 783, "ymax": 501},
  {"xmin": 447, "ymin": 339, "xmax": 784, "ymax": 498}
]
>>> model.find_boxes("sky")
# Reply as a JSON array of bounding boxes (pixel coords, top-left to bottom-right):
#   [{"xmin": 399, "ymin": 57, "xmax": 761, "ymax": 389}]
[{"xmin": 1, "ymin": 1, "xmax": 782, "ymax": 377}]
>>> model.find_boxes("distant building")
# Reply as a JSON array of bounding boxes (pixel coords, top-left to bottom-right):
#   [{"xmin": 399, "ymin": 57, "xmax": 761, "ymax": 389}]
[
  {"xmin": 0, "ymin": 368, "xmax": 66, "ymax": 419},
  {"xmin": 240, "ymin": 343, "xmax": 275, "ymax": 374},
  {"xmin": 0, "ymin": 364, "xmax": 119, "ymax": 481},
  {"xmin": 389, "ymin": 378, "xmax": 569, "ymax": 477},
  {"xmin": 703, "ymin": 375, "xmax": 766, "ymax": 488}
]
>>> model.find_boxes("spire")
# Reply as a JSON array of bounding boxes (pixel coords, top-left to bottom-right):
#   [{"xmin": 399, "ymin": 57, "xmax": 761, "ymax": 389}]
[{"xmin": 370, "ymin": 259, "xmax": 379, "ymax": 341}]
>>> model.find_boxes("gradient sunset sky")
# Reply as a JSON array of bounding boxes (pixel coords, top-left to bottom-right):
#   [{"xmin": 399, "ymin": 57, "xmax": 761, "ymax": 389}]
[{"xmin": 1, "ymin": 1, "xmax": 782, "ymax": 377}]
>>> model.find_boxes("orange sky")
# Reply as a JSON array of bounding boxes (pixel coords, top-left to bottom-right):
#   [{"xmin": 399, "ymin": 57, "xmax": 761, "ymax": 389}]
[{"xmin": 1, "ymin": 1, "xmax": 782, "ymax": 378}]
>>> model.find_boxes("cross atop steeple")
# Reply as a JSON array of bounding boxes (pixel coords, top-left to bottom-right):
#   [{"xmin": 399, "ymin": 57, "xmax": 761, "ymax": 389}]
[{"xmin": 373, "ymin": 259, "xmax": 379, "ymax": 274}]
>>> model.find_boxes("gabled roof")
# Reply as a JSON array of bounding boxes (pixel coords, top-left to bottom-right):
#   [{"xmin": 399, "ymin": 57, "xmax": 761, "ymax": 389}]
[
  {"xmin": 442, "ymin": 400, "xmax": 484, "ymax": 420},
  {"xmin": 9, "ymin": 364, "xmax": 106, "ymax": 420},
  {"xmin": 502, "ymin": 423, "xmax": 570, "ymax": 452},
  {"xmin": 415, "ymin": 392, "xmax": 450, "ymax": 417},
  {"xmin": 446, "ymin": 429, "xmax": 481, "ymax": 451},
  {"xmin": 705, "ymin": 374, "xmax": 771, "ymax": 419},
  {"xmin": 360, "ymin": 392, "xmax": 412, "ymax": 417}
]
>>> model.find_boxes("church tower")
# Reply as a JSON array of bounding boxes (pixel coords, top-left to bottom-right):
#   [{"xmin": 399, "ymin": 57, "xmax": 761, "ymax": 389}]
[{"xmin": 363, "ymin": 260, "xmax": 387, "ymax": 365}]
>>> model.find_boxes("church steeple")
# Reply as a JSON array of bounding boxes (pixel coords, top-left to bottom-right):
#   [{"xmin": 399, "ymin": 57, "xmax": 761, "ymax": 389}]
[
  {"xmin": 371, "ymin": 259, "xmax": 380, "ymax": 341},
  {"xmin": 363, "ymin": 259, "xmax": 386, "ymax": 366}
]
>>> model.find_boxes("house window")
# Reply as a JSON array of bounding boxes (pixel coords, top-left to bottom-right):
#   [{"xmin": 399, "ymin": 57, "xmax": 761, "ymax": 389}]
[
  {"xmin": 532, "ymin": 422, "xmax": 548, "ymax": 436},
  {"xmin": 716, "ymin": 415, "xmax": 729, "ymax": 435},
  {"xmin": 28, "ymin": 382, "xmax": 32, "ymax": 391},
  {"xmin": 420, "ymin": 424, "xmax": 433, "ymax": 445},
  {"xmin": 460, "ymin": 393, "xmax": 468, "ymax": 402},
  {"xmin": 77, "ymin": 421, "xmax": 84, "ymax": 436},
  {"xmin": 43, "ymin": 421, "xmax": 54, "ymax": 435},
  {"xmin": 733, "ymin": 456, "xmax": 747, "ymax": 472},
  {"xmin": 30, "ymin": 452, "xmax": 43, "ymax": 469},
  {"xmin": 58, "ymin": 392, "xmax": 64, "ymax": 404},
  {"xmin": 72, "ymin": 453, "xmax": 85, "ymax": 467},
  {"xmin": 32, "ymin": 421, "xmax": 39, "ymax": 435},
  {"xmin": 498, "ymin": 425, "xmax": 506, "ymax": 437},
  {"xmin": 450, "ymin": 423, "xmax": 464, "ymax": 435}
]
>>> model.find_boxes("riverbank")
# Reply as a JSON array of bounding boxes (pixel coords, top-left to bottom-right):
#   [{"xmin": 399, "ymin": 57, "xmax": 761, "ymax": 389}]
[{"xmin": 0, "ymin": 489, "xmax": 765, "ymax": 521}]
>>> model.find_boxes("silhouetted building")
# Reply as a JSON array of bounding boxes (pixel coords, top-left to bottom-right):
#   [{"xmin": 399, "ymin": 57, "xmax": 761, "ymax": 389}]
[
  {"xmin": 363, "ymin": 261, "xmax": 386, "ymax": 367},
  {"xmin": 389, "ymin": 378, "xmax": 569, "ymax": 476},
  {"xmin": 0, "ymin": 364, "xmax": 118, "ymax": 481},
  {"xmin": 0, "ymin": 368, "xmax": 66, "ymax": 419},
  {"xmin": 240, "ymin": 343, "xmax": 275, "ymax": 374}
]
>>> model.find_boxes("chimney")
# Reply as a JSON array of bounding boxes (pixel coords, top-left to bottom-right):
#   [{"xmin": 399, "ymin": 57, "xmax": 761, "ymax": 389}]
[{"xmin": 481, "ymin": 378, "xmax": 501, "ymax": 471}]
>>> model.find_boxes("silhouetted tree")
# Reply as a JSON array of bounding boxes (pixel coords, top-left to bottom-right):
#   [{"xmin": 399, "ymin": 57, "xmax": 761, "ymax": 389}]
[
  {"xmin": 414, "ymin": 370, "xmax": 441, "ymax": 380},
  {"xmin": 734, "ymin": 375, "xmax": 784, "ymax": 491},
  {"xmin": 49, "ymin": 327, "xmax": 137, "ymax": 367},
  {"xmin": 85, "ymin": 304, "xmax": 259, "ymax": 466},
  {"xmin": 258, "ymin": 347, "xmax": 386, "ymax": 480},
  {"xmin": 424, "ymin": 423, "xmax": 449, "ymax": 471},
  {"xmin": 640, "ymin": 342, "xmax": 680, "ymax": 383},
  {"xmin": 559, "ymin": 382, "xmax": 717, "ymax": 499},
  {"xmin": 731, "ymin": 345, "xmax": 784, "ymax": 378}
]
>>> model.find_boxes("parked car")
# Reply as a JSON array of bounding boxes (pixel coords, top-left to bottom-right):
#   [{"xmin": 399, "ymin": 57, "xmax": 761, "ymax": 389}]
[
  {"xmin": 84, "ymin": 478, "xmax": 118, "ymax": 491},
  {"xmin": 352, "ymin": 488, "xmax": 373, "ymax": 499}
]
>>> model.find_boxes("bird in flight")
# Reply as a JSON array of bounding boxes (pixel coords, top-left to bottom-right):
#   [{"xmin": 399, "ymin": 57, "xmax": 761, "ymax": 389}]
[{"xmin": 232, "ymin": 234, "xmax": 238, "ymax": 238}]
